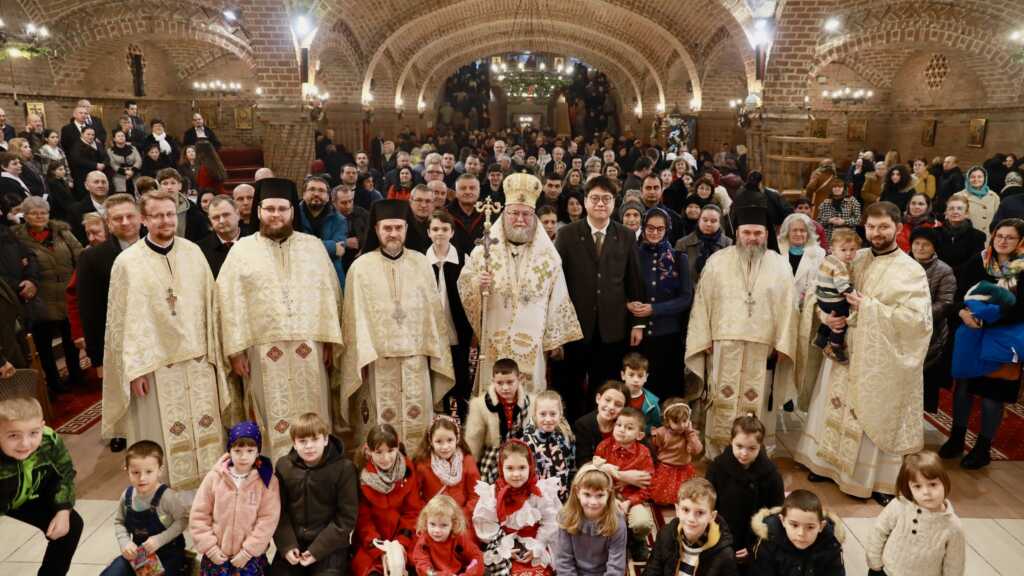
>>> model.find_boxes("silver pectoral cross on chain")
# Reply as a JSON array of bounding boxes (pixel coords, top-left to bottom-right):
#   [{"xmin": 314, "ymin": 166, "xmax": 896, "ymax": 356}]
[
  {"xmin": 166, "ymin": 287, "xmax": 178, "ymax": 316},
  {"xmin": 744, "ymin": 292, "xmax": 755, "ymax": 317}
]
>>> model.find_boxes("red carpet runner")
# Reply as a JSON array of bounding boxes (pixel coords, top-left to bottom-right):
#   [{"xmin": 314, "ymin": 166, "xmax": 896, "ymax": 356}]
[{"xmin": 924, "ymin": 388, "xmax": 1024, "ymax": 460}]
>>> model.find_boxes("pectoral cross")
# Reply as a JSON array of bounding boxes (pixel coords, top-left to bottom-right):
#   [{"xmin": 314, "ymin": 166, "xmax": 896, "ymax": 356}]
[
  {"xmin": 474, "ymin": 197, "xmax": 503, "ymax": 297},
  {"xmin": 744, "ymin": 292, "xmax": 755, "ymax": 318},
  {"xmin": 392, "ymin": 306, "xmax": 407, "ymax": 325},
  {"xmin": 166, "ymin": 288, "xmax": 178, "ymax": 316}
]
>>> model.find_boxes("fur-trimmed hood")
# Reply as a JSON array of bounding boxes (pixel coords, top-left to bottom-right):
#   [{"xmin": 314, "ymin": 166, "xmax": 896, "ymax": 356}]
[{"xmin": 751, "ymin": 505, "xmax": 845, "ymax": 544}]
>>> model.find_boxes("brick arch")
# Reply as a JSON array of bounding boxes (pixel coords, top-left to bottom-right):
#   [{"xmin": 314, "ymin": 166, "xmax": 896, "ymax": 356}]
[
  {"xmin": 416, "ymin": 40, "xmax": 640, "ymax": 117},
  {"xmin": 388, "ymin": 19, "xmax": 659, "ymax": 114}
]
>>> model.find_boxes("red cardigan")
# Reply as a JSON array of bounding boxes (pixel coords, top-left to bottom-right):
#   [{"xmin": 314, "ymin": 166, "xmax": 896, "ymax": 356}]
[
  {"xmin": 595, "ymin": 438, "xmax": 655, "ymax": 505},
  {"xmin": 414, "ymin": 453, "xmax": 481, "ymax": 525},
  {"xmin": 352, "ymin": 457, "xmax": 424, "ymax": 576},
  {"xmin": 412, "ymin": 530, "xmax": 484, "ymax": 576}
]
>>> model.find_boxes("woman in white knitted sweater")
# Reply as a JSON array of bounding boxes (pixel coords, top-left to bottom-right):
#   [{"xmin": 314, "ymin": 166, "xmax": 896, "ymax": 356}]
[{"xmin": 865, "ymin": 451, "xmax": 966, "ymax": 576}]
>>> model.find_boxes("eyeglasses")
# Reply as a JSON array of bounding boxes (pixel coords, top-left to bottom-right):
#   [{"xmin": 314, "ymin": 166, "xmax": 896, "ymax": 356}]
[
  {"xmin": 587, "ymin": 194, "xmax": 615, "ymax": 205},
  {"xmin": 505, "ymin": 209, "xmax": 534, "ymax": 220},
  {"xmin": 994, "ymin": 234, "xmax": 1020, "ymax": 243},
  {"xmin": 644, "ymin": 225, "xmax": 667, "ymax": 233}
]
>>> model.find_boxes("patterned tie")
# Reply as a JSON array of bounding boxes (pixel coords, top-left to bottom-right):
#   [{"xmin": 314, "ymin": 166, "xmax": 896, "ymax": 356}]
[{"xmin": 594, "ymin": 231, "xmax": 605, "ymax": 257}]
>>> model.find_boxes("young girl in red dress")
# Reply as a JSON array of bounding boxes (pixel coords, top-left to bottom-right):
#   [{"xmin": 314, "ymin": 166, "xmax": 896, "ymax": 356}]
[
  {"xmin": 649, "ymin": 398, "xmax": 704, "ymax": 505},
  {"xmin": 414, "ymin": 416, "xmax": 481, "ymax": 527},
  {"xmin": 472, "ymin": 440, "xmax": 561, "ymax": 576},
  {"xmin": 352, "ymin": 424, "xmax": 424, "ymax": 576},
  {"xmin": 412, "ymin": 494, "xmax": 485, "ymax": 576}
]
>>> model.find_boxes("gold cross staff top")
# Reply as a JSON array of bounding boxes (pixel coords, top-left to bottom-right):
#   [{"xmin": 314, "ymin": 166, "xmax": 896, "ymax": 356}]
[{"xmin": 474, "ymin": 197, "xmax": 503, "ymax": 297}]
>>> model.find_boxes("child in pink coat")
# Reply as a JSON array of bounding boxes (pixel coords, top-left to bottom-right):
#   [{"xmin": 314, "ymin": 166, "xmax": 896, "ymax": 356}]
[{"xmin": 190, "ymin": 421, "xmax": 281, "ymax": 575}]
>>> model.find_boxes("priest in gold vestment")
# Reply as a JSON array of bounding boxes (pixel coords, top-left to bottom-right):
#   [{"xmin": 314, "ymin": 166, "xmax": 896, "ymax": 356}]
[
  {"xmin": 686, "ymin": 204, "xmax": 798, "ymax": 458},
  {"xmin": 342, "ymin": 200, "xmax": 454, "ymax": 447},
  {"xmin": 216, "ymin": 178, "xmax": 344, "ymax": 461},
  {"xmin": 102, "ymin": 191, "xmax": 229, "ymax": 490},
  {"xmin": 458, "ymin": 173, "xmax": 583, "ymax": 395},
  {"xmin": 795, "ymin": 202, "xmax": 931, "ymax": 504}
]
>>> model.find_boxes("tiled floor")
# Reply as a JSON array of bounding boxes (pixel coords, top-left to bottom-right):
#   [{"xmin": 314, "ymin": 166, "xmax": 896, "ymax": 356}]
[{"xmin": 3, "ymin": 413, "xmax": 1023, "ymax": 573}]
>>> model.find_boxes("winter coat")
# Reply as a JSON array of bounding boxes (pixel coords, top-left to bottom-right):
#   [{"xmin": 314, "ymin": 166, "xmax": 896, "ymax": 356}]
[
  {"xmin": 411, "ymin": 530, "xmax": 485, "ymax": 576},
  {"xmin": 935, "ymin": 222, "xmax": 986, "ymax": 278},
  {"xmin": 190, "ymin": 453, "xmax": 281, "ymax": 559},
  {"xmin": 675, "ymin": 231, "xmax": 732, "ymax": 284},
  {"xmin": 644, "ymin": 517, "xmax": 737, "ymax": 576},
  {"xmin": 296, "ymin": 203, "xmax": 348, "ymax": 288},
  {"xmin": 865, "ymin": 496, "xmax": 965, "ymax": 576},
  {"xmin": 964, "ymin": 189, "xmax": 1000, "ymax": 237},
  {"xmin": 749, "ymin": 507, "xmax": 845, "ymax": 576},
  {"xmin": 413, "ymin": 452, "xmax": 481, "ymax": 525},
  {"xmin": 464, "ymin": 387, "xmax": 532, "ymax": 462},
  {"xmin": 705, "ymin": 449, "xmax": 785, "ymax": 553},
  {"xmin": 273, "ymin": 435, "xmax": 359, "ymax": 562},
  {"xmin": 107, "ymin": 144, "xmax": 141, "ymax": 194},
  {"xmin": 12, "ymin": 221, "xmax": 82, "ymax": 322},
  {"xmin": 896, "ymin": 217, "xmax": 940, "ymax": 253},
  {"xmin": 936, "ymin": 168, "xmax": 965, "ymax": 212},
  {"xmin": 635, "ymin": 242, "xmax": 693, "ymax": 337},
  {"xmin": 920, "ymin": 256, "xmax": 957, "ymax": 366},
  {"xmin": 353, "ymin": 456, "xmax": 423, "ymax": 576},
  {"xmin": 913, "ymin": 172, "xmax": 937, "ymax": 198}
]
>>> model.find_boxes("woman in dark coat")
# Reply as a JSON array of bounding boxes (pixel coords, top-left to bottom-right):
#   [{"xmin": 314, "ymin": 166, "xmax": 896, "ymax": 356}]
[
  {"xmin": 630, "ymin": 207, "xmax": 693, "ymax": 399},
  {"xmin": 940, "ymin": 218, "xmax": 1024, "ymax": 469},
  {"xmin": 880, "ymin": 164, "xmax": 915, "ymax": 213},
  {"xmin": 68, "ymin": 126, "xmax": 109, "ymax": 198},
  {"xmin": 935, "ymin": 192, "xmax": 986, "ymax": 277},
  {"xmin": 910, "ymin": 227, "xmax": 957, "ymax": 412}
]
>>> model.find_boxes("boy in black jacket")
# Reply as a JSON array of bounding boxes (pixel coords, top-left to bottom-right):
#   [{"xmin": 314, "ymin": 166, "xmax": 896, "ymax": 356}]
[
  {"xmin": 749, "ymin": 490, "xmax": 845, "ymax": 576},
  {"xmin": 272, "ymin": 412, "xmax": 359, "ymax": 575},
  {"xmin": 645, "ymin": 478, "xmax": 738, "ymax": 576},
  {"xmin": 705, "ymin": 414, "xmax": 785, "ymax": 569}
]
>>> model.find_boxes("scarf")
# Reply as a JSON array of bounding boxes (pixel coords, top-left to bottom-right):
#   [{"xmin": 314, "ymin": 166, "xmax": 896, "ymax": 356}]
[
  {"xmin": 27, "ymin": 227, "xmax": 51, "ymax": 246},
  {"xmin": 360, "ymin": 454, "xmax": 407, "ymax": 494},
  {"xmin": 965, "ymin": 165, "xmax": 990, "ymax": 198},
  {"xmin": 944, "ymin": 219, "xmax": 972, "ymax": 238},
  {"xmin": 430, "ymin": 450, "xmax": 464, "ymax": 487},
  {"xmin": 982, "ymin": 246, "xmax": 1024, "ymax": 292},
  {"xmin": 485, "ymin": 389, "xmax": 526, "ymax": 443},
  {"xmin": 695, "ymin": 229, "xmax": 722, "ymax": 276},
  {"xmin": 641, "ymin": 207, "xmax": 680, "ymax": 289},
  {"xmin": 110, "ymin": 144, "xmax": 135, "ymax": 162},
  {"xmin": 227, "ymin": 421, "xmax": 274, "ymax": 487},
  {"xmin": 1, "ymin": 172, "xmax": 30, "ymax": 195},
  {"xmin": 494, "ymin": 440, "xmax": 542, "ymax": 521},
  {"xmin": 789, "ymin": 246, "xmax": 805, "ymax": 256},
  {"xmin": 153, "ymin": 132, "xmax": 172, "ymax": 155}
]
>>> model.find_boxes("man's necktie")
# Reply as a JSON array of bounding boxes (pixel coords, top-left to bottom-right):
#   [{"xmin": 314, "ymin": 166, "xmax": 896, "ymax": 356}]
[{"xmin": 594, "ymin": 231, "xmax": 605, "ymax": 257}]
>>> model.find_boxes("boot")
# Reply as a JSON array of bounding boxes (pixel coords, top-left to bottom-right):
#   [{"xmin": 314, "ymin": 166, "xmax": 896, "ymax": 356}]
[
  {"xmin": 629, "ymin": 532, "xmax": 650, "ymax": 563},
  {"xmin": 961, "ymin": 436, "xmax": 992, "ymax": 469},
  {"xmin": 938, "ymin": 426, "xmax": 967, "ymax": 459},
  {"xmin": 830, "ymin": 344, "xmax": 849, "ymax": 364}
]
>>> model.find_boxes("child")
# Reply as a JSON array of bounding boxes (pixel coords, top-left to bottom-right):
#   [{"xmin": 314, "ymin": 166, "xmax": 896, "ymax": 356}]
[
  {"xmin": 272, "ymin": 412, "xmax": 359, "ymax": 575},
  {"xmin": 866, "ymin": 451, "xmax": 966, "ymax": 576},
  {"xmin": 705, "ymin": 414, "xmax": 784, "ymax": 569},
  {"xmin": 814, "ymin": 227, "xmax": 861, "ymax": 363},
  {"xmin": 621, "ymin": 352, "xmax": 662, "ymax": 433},
  {"xmin": 353, "ymin": 424, "xmax": 424, "ymax": 576},
  {"xmin": 593, "ymin": 407, "xmax": 656, "ymax": 562},
  {"xmin": 749, "ymin": 489, "xmax": 844, "ymax": 576},
  {"xmin": 413, "ymin": 494, "xmax": 485, "ymax": 576},
  {"xmin": 190, "ymin": 421, "xmax": 281, "ymax": 575},
  {"xmin": 0, "ymin": 397, "xmax": 83, "ymax": 576},
  {"xmin": 522, "ymin": 390, "xmax": 575, "ymax": 502},
  {"xmin": 553, "ymin": 464, "xmax": 627, "ymax": 576},
  {"xmin": 414, "ymin": 416, "xmax": 481, "ymax": 526},
  {"xmin": 573, "ymin": 380, "xmax": 629, "ymax": 468},
  {"xmin": 649, "ymin": 398, "xmax": 703, "ymax": 505},
  {"xmin": 103, "ymin": 440, "xmax": 188, "ymax": 576},
  {"xmin": 473, "ymin": 439, "xmax": 561, "ymax": 576},
  {"xmin": 465, "ymin": 358, "xmax": 532, "ymax": 483},
  {"xmin": 646, "ymin": 478, "xmax": 738, "ymax": 576}
]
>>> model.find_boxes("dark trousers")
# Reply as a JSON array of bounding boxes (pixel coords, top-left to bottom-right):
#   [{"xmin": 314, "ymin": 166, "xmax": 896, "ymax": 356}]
[
  {"xmin": 560, "ymin": 326, "xmax": 627, "ymax": 423},
  {"xmin": 640, "ymin": 331, "xmax": 685, "ymax": 401},
  {"xmin": 7, "ymin": 499, "xmax": 83, "ymax": 575},
  {"xmin": 33, "ymin": 319, "xmax": 82, "ymax": 390},
  {"xmin": 269, "ymin": 546, "xmax": 348, "ymax": 576},
  {"xmin": 816, "ymin": 299, "xmax": 850, "ymax": 348},
  {"xmin": 442, "ymin": 343, "xmax": 472, "ymax": 422}
]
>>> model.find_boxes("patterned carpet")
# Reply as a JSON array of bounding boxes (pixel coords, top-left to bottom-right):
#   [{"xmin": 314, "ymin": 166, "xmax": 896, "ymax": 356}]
[{"xmin": 924, "ymin": 388, "xmax": 1024, "ymax": 460}]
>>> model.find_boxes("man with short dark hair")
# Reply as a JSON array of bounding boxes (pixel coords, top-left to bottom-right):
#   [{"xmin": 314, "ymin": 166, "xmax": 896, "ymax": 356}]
[
  {"xmin": 623, "ymin": 157, "xmax": 653, "ymax": 193},
  {"xmin": 155, "ymin": 167, "xmax": 208, "ymax": 242},
  {"xmin": 124, "ymin": 100, "xmax": 145, "ymax": 133},
  {"xmin": 482, "ymin": 163, "xmax": 506, "ymax": 205},
  {"xmin": 406, "ymin": 184, "xmax": 434, "ymax": 252},
  {"xmin": 334, "ymin": 185, "xmax": 368, "ymax": 270},
  {"xmin": 296, "ymin": 176, "xmax": 348, "ymax": 287},
  {"xmin": 639, "ymin": 174, "xmax": 686, "ymax": 244},
  {"xmin": 199, "ymin": 196, "xmax": 240, "ymax": 277},
  {"xmin": 448, "ymin": 174, "xmax": 485, "ymax": 256},
  {"xmin": 535, "ymin": 173, "xmax": 562, "ymax": 212}
]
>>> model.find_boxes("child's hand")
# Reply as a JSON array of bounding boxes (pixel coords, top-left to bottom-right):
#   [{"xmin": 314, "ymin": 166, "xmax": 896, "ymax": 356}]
[
  {"xmin": 121, "ymin": 542, "xmax": 139, "ymax": 560},
  {"xmin": 231, "ymin": 549, "xmax": 252, "ymax": 568},
  {"xmin": 45, "ymin": 509, "xmax": 70, "ymax": 540},
  {"xmin": 299, "ymin": 550, "xmax": 317, "ymax": 566},
  {"xmin": 284, "ymin": 548, "xmax": 303, "ymax": 565},
  {"xmin": 141, "ymin": 537, "xmax": 159, "ymax": 554},
  {"xmin": 617, "ymin": 499, "xmax": 631, "ymax": 515},
  {"xmin": 206, "ymin": 546, "xmax": 228, "ymax": 565},
  {"xmin": 735, "ymin": 547, "xmax": 748, "ymax": 560}
]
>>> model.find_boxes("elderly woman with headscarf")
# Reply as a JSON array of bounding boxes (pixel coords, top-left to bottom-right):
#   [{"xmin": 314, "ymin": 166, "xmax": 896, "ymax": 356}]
[
  {"xmin": 961, "ymin": 165, "xmax": 1000, "ymax": 237},
  {"xmin": 628, "ymin": 207, "xmax": 693, "ymax": 400},
  {"xmin": 779, "ymin": 213, "xmax": 827, "ymax": 310}
]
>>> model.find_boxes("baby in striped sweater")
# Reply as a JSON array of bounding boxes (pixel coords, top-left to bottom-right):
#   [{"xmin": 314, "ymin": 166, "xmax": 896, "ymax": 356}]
[{"xmin": 814, "ymin": 228, "xmax": 861, "ymax": 364}]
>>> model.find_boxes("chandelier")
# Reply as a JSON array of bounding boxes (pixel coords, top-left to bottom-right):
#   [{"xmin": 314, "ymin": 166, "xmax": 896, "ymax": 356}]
[
  {"xmin": 0, "ymin": 17, "xmax": 51, "ymax": 60},
  {"xmin": 821, "ymin": 86, "xmax": 874, "ymax": 104}
]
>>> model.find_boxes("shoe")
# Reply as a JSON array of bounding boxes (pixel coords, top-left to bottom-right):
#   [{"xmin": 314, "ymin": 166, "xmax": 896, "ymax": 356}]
[
  {"xmin": 813, "ymin": 332, "xmax": 829, "ymax": 349},
  {"xmin": 961, "ymin": 436, "xmax": 992, "ymax": 469},
  {"xmin": 110, "ymin": 438, "xmax": 127, "ymax": 453},
  {"xmin": 938, "ymin": 426, "xmax": 967, "ymax": 459},
  {"xmin": 871, "ymin": 492, "xmax": 894, "ymax": 506},
  {"xmin": 783, "ymin": 400, "xmax": 795, "ymax": 412},
  {"xmin": 831, "ymin": 345, "xmax": 849, "ymax": 364},
  {"xmin": 822, "ymin": 345, "xmax": 836, "ymax": 361},
  {"xmin": 807, "ymin": 471, "xmax": 830, "ymax": 483}
]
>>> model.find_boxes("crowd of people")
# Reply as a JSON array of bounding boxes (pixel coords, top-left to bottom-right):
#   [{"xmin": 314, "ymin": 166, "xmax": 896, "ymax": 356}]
[{"xmin": 1, "ymin": 101, "xmax": 1016, "ymax": 576}]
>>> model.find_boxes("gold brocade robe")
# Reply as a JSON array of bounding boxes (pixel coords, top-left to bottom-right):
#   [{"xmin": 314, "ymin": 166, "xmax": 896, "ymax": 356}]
[
  {"xmin": 216, "ymin": 232, "xmax": 344, "ymax": 456},
  {"xmin": 102, "ymin": 239, "xmax": 229, "ymax": 489},
  {"xmin": 685, "ymin": 247, "xmax": 799, "ymax": 450},
  {"xmin": 457, "ymin": 216, "xmax": 582, "ymax": 395},
  {"xmin": 813, "ymin": 248, "xmax": 931, "ymax": 474},
  {"xmin": 341, "ymin": 250, "xmax": 454, "ymax": 446}
]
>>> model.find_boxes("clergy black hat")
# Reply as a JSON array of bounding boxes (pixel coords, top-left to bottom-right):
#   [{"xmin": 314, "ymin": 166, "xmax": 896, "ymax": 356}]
[
  {"xmin": 362, "ymin": 199, "xmax": 413, "ymax": 253},
  {"xmin": 253, "ymin": 177, "xmax": 300, "ymax": 223},
  {"xmin": 732, "ymin": 204, "xmax": 769, "ymax": 229}
]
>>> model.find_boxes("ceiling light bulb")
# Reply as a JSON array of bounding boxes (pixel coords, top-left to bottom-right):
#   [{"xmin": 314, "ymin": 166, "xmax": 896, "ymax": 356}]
[
  {"xmin": 824, "ymin": 18, "xmax": 841, "ymax": 33},
  {"xmin": 223, "ymin": 10, "xmax": 237, "ymax": 22}
]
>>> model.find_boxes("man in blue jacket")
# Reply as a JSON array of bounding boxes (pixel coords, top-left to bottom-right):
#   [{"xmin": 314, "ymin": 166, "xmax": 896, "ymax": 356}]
[{"xmin": 296, "ymin": 175, "xmax": 349, "ymax": 288}]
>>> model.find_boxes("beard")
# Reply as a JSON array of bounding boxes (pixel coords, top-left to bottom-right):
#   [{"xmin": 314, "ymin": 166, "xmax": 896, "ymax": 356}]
[
  {"xmin": 261, "ymin": 221, "xmax": 294, "ymax": 241},
  {"xmin": 869, "ymin": 234, "xmax": 896, "ymax": 251},
  {"xmin": 503, "ymin": 217, "xmax": 537, "ymax": 244},
  {"xmin": 736, "ymin": 241, "xmax": 766, "ymax": 262}
]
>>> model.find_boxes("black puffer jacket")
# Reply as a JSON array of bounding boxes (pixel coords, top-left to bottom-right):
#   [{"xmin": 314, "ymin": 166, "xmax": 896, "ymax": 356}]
[
  {"xmin": 705, "ymin": 449, "xmax": 785, "ymax": 553},
  {"xmin": 644, "ymin": 517, "xmax": 738, "ymax": 576},
  {"xmin": 274, "ymin": 434, "xmax": 359, "ymax": 562},
  {"xmin": 749, "ymin": 506, "xmax": 845, "ymax": 576}
]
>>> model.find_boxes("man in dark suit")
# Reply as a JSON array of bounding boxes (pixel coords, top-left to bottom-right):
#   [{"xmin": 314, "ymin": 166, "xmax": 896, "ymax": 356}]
[
  {"xmin": 182, "ymin": 112, "xmax": 222, "ymax": 150},
  {"xmin": 76, "ymin": 193, "xmax": 140, "ymax": 452},
  {"xmin": 555, "ymin": 175, "xmax": 644, "ymax": 421},
  {"xmin": 60, "ymin": 106, "xmax": 94, "ymax": 153},
  {"xmin": 117, "ymin": 115, "xmax": 146, "ymax": 150},
  {"xmin": 447, "ymin": 173, "xmax": 484, "ymax": 256},
  {"xmin": 69, "ymin": 171, "xmax": 110, "ymax": 243},
  {"xmin": 198, "ymin": 196, "xmax": 240, "ymax": 278},
  {"xmin": 124, "ymin": 100, "xmax": 146, "ymax": 134},
  {"xmin": 0, "ymin": 108, "xmax": 15, "ymax": 142}
]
